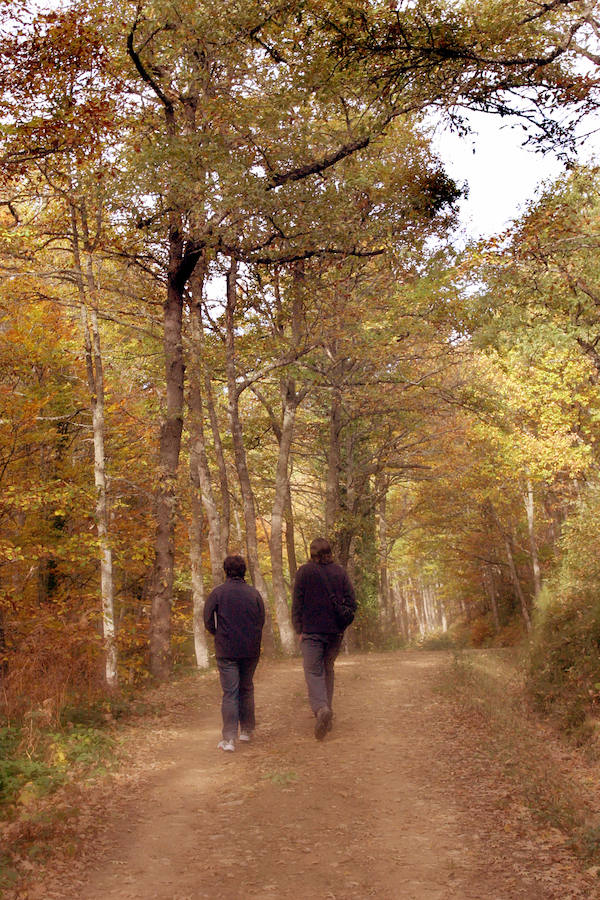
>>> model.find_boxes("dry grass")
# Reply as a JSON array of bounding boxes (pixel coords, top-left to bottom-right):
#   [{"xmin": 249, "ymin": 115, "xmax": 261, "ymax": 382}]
[{"xmin": 441, "ymin": 648, "xmax": 600, "ymax": 859}]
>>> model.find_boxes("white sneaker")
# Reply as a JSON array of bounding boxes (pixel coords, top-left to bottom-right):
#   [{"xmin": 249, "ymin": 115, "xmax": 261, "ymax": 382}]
[
  {"xmin": 217, "ymin": 739, "xmax": 235, "ymax": 752},
  {"xmin": 239, "ymin": 732, "xmax": 251, "ymax": 742}
]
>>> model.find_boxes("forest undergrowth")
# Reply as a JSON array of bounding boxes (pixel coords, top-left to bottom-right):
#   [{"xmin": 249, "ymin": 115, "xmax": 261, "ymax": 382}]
[
  {"xmin": 0, "ymin": 692, "xmax": 166, "ymax": 894},
  {"xmin": 442, "ymin": 649, "xmax": 600, "ymax": 866}
]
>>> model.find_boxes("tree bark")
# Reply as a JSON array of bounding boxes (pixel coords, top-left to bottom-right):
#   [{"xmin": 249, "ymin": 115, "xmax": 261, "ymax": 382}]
[
  {"xmin": 376, "ymin": 477, "xmax": 392, "ymax": 630},
  {"xmin": 188, "ymin": 447, "xmax": 209, "ymax": 669},
  {"xmin": 204, "ymin": 373, "xmax": 231, "ymax": 561},
  {"xmin": 0, "ymin": 605, "xmax": 6, "ymax": 679},
  {"xmin": 266, "ymin": 269, "xmax": 308, "ymax": 654},
  {"xmin": 268, "ymin": 386, "xmax": 297, "ymax": 654},
  {"xmin": 189, "ymin": 271, "xmax": 224, "ymax": 587},
  {"xmin": 524, "ymin": 477, "xmax": 542, "ymax": 600},
  {"xmin": 504, "ymin": 533, "xmax": 532, "ymax": 633},
  {"xmin": 70, "ymin": 200, "xmax": 117, "ymax": 687},
  {"xmin": 186, "ymin": 265, "xmax": 210, "ymax": 669},
  {"xmin": 486, "ymin": 500, "xmax": 532, "ymax": 632},
  {"xmin": 482, "ymin": 564, "xmax": 501, "ymax": 633},
  {"xmin": 224, "ymin": 258, "xmax": 275, "ymax": 652},
  {"xmin": 325, "ymin": 390, "xmax": 342, "ymax": 535},
  {"xmin": 284, "ymin": 487, "xmax": 297, "ymax": 582},
  {"xmin": 149, "ymin": 222, "xmax": 186, "ymax": 680}
]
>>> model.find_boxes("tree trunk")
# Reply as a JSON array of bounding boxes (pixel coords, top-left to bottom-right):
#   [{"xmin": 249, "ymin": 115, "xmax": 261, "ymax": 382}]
[
  {"xmin": 504, "ymin": 534, "xmax": 532, "ymax": 633},
  {"xmin": 399, "ymin": 584, "xmax": 410, "ymax": 640},
  {"xmin": 325, "ymin": 390, "xmax": 342, "ymax": 535},
  {"xmin": 376, "ymin": 478, "xmax": 392, "ymax": 630},
  {"xmin": 266, "ymin": 269, "xmax": 307, "ymax": 654},
  {"xmin": 268, "ymin": 388, "xmax": 297, "ymax": 654},
  {"xmin": 204, "ymin": 372, "xmax": 231, "ymax": 560},
  {"xmin": 224, "ymin": 258, "xmax": 275, "ymax": 652},
  {"xmin": 486, "ymin": 500, "xmax": 532, "ymax": 633},
  {"xmin": 284, "ymin": 486, "xmax": 297, "ymax": 582},
  {"xmin": 186, "ymin": 265, "xmax": 210, "ymax": 669},
  {"xmin": 421, "ymin": 580, "xmax": 434, "ymax": 631},
  {"xmin": 437, "ymin": 593, "xmax": 448, "ymax": 632},
  {"xmin": 70, "ymin": 201, "xmax": 117, "ymax": 687},
  {"xmin": 149, "ymin": 223, "xmax": 186, "ymax": 680},
  {"xmin": 0, "ymin": 605, "xmax": 6, "ymax": 679},
  {"xmin": 189, "ymin": 270, "xmax": 224, "ymax": 587},
  {"xmin": 524, "ymin": 478, "xmax": 542, "ymax": 600},
  {"xmin": 188, "ymin": 449, "xmax": 209, "ymax": 669},
  {"xmin": 482, "ymin": 564, "xmax": 501, "ymax": 633}
]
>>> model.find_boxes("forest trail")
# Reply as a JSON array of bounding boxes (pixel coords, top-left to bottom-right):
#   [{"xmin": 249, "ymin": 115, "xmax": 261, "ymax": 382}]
[{"xmin": 33, "ymin": 652, "xmax": 599, "ymax": 900}]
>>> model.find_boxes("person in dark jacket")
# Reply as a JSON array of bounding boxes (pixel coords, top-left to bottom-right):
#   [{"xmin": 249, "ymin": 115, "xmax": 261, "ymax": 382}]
[
  {"xmin": 292, "ymin": 537, "xmax": 356, "ymax": 740},
  {"xmin": 204, "ymin": 554, "xmax": 265, "ymax": 752}
]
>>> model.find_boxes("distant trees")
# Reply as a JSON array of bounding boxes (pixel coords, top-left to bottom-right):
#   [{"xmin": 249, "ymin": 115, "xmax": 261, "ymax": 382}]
[{"xmin": 391, "ymin": 164, "xmax": 600, "ymax": 645}]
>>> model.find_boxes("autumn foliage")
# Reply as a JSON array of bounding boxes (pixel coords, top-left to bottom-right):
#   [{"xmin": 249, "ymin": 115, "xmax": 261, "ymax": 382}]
[{"xmin": 0, "ymin": 0, "xmax": 599, "ymax": 733}]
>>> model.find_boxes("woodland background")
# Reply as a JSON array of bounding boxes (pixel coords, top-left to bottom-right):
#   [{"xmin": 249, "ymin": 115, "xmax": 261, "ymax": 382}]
[{"xmin": 2, "ymin": 0, "xmax": 600, "ymax": 740}]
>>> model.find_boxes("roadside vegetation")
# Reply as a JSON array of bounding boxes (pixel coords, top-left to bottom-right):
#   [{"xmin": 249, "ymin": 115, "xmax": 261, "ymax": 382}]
[{"xmin": 442, "ymin": 651, "xmax": 600, "ymax": 864}]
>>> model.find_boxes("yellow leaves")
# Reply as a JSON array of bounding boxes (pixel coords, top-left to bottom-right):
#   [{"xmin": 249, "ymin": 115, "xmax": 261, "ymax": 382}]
[{"xmin": 49, "ymin": 743, "xmax": 68, "ymax": 768}]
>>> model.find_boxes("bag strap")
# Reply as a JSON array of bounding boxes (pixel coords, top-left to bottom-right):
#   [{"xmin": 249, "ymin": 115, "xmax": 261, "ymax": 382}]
[{"xmin": 314, "ymin": 562, "xmax": 336, "ymax": 600}]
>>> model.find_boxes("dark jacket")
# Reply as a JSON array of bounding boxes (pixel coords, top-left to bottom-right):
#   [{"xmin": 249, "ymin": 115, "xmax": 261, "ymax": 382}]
[
  {"xmin": 204, "ymin": 576, "xmax": 265, "ymax": 659},
  {"xmin": 292, "ymin": 561, "xmax": 356, "ymax": 635}
]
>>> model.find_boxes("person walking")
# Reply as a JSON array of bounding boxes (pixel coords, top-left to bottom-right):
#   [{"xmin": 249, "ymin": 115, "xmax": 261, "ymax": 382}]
[
  {"xmin": 292, "ymin": 537, "xmax": 356, "ymax": 740},
  {"xmin": 204, "ymin": 554, "xmax": 265, "ymax": 752}
]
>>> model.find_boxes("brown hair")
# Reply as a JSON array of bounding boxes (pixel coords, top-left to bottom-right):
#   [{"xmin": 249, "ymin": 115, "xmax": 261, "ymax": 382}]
[
  {"xmin": 223, "ymin": 555, "xmax": 246, "ymax": 578},
  {"xmin": 309, "ymin": 537, "xmax": 333, "ymax": 565}
]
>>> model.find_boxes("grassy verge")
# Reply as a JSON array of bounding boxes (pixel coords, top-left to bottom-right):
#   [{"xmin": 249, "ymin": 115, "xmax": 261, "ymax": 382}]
[
  {"xmin": 441, "ymin": 649, "xmax": 600, "ymax": 861},
  {"xmin": 0, "ymin": 720, "xmax": 119, "ymax": 893},
  {"xmin": 0, "ymin": 677, "xmax": 199, "ymax": 895},
  {"xmin": 0, "ymin": 689, "xmax": 169, "ymax": 895}
]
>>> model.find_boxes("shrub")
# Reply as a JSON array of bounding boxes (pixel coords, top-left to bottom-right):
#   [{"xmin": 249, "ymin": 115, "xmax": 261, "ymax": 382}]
[
  {"xmin": 417, "ymin": 630, "xmax": 455, "ymax": 651},
  {"xmin": 527, "ymin": 485, "xmax": 600, "ymax": 737},
  {"xmin": 0, "ymin": 723, "xmax": 116, "ymax": 811},
  {"xmin": 470, "ymin": 616, "xmax": 493, "ymax": 647},
  {"xmin": 528, "ymin": 590, "xmax": 600, "ymax": 734}
]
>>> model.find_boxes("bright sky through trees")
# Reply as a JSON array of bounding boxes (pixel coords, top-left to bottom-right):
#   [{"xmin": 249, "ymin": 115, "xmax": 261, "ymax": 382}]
[{"xmin": 434, "ymin": 109, "xmax": 600, "ymax": 237}]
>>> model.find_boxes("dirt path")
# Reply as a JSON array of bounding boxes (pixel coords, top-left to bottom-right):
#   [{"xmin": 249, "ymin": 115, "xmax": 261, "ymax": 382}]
[{"xmin": 30, "ymin": 652, "xmax": 600, "ymax": 899}]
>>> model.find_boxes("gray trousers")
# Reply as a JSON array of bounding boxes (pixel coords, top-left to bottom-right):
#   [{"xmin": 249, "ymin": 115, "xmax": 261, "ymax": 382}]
[
  {"xmin": 301, "ymin": 633, "xmax": 343, "ymax": 715},
  {"xmin": 216, "ymin": 657, "xmax": 259, "ymax": 741}
]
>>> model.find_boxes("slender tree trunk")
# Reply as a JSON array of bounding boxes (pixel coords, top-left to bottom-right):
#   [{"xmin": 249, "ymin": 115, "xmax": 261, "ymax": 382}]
[
  {"xmin": 186, "ymin": 266, "xmax": 210, "ymax": 669},
  {"xmin": 250, "ymin": 389, "xmax": 299, "ymax": 596},
  {"xmin": 421, "ymin": 580, "xmax": 434, "ymax": 631},
  {"xmin": 224, "ymin": 258, "xmax": 275, "ymax": 652},
  {"xmin": 273, "ymin": 266, "xmax": 298, "ymax": 584},
  {"xmin": 504, "ymin": 534, "xmax": 532, "ymax": 632},
  {"xmin": 482, "ymin": 564, "xmax": 501, "ymax": 633},
  {"xmin": 390, "ymin": 583, "xmax": 406, "ymax": 640},
  {"xmin": 149, "ymin": 222, "xmax": 186, "ymax": 679},
  {"xmin": 398, "ymin": 584, "xmax": 410, "ymax": 640},
  {"xmin": 204, "ymin": 374, "xmax": 230, "ymax": 559},
  {"xmin": 284, "ymin": 486, "xmax": 297, "ymax": 582},
  {"xmin": 188, "ymin": 445, "xmax": 209, "ymax": 668},
  {"xmin": 189, "ymin": 271, "xmax": 223, "ymax": 586},
  {"xmin": 266, "ymin": 270, "xmax": 307, "ymax": 654},
  {"xmin": 437, "ymin": 593, "xmax": 448, "ymax": 632},
  {"xmin": 486, "ymin": 500, "xmax": 532, "ymax": 632},
  {"xmin": 269, "ymin": 389, "xmax": 297, "ymax": 654},
  {"xmin": 325, "ymin": 390, "xmax": 342, "ymax": 535},
  {"xmin": 70, "ymin": 201, "xmax": 117, "ymax": 687},
  {"xmin": 376, "ymin": 479, "xmax": 392, "ymax": 631},
  {"xmin": 524, "ymin": 478, "xmax": 542, "ymax": 600},
  {"xmin": 0, "ymin": 605, "xmax": 6, "ymax": 679},
  {"xmin": 409, "ymin": 578, "xmax": 424, "ymax": 636},
  {"xmin": 233, "ymin": 507, "xmax": 243, "ymax": 546},
  {"xmin": 543, "ymin": 490, "xmax": 560, "ymax": 546}
]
